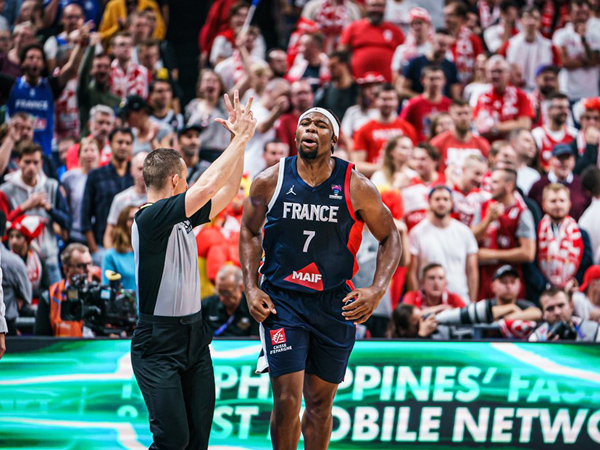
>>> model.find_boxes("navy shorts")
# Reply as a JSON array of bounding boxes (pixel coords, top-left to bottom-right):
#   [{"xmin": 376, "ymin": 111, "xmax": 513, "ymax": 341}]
[{"xmin": 257, "ymin": 281, "xmax": 356, "ymax": 384}]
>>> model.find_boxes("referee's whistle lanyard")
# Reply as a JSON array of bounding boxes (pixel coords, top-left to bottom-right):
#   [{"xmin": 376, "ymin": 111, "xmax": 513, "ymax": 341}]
[{"xmin": 214, "ymin": 314, "xmax": 236, "ymax": 337}]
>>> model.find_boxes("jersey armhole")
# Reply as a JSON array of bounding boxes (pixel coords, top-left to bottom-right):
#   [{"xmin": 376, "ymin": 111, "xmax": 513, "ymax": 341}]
[
  {"xmin": 267, "ymin": 158, "xmax": 286, "ymax": 213},
  {"xmin": 345, "ymin": 163, "xmax": 358, "ymax": 221}
]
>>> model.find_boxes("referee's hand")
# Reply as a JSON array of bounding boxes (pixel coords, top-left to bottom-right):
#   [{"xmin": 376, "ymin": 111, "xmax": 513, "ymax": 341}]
[{"xmin": 247, "ymin": 288, "xmax": 277, "ymax": 323}]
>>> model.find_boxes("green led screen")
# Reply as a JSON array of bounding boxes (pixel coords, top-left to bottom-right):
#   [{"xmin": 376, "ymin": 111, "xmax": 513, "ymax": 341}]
[{"xmin": 1, "ymin": 339, "xmax": 600, "ymax": 449}]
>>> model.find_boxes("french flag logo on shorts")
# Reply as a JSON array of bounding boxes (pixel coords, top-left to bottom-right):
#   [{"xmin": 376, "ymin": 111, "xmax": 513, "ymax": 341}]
[{"xmin": 270, "ymin": 328, "xmax": 287, "ymax": 345}]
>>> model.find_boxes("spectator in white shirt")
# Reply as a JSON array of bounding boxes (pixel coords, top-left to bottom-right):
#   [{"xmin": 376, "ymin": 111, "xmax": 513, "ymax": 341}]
[
  {"xmin": 510, "ymin": 128, "xmax": 541, "ymax": 195},
  {"xmin": 579, "ymin": 166, "xmax": 600, "ymax": 264}
]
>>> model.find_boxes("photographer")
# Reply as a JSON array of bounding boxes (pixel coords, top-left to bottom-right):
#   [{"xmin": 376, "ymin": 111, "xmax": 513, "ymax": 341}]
[
  {"xmin": 387, "ymin": 303, "xmax": 450, "ymax": 339},
  {"xmin": 35, "ymin": 243, "xmax": 92, "ymax": 337},
  {"xmin": 529, "ymin": 287, "xmax": 600, "ymax": 342}
]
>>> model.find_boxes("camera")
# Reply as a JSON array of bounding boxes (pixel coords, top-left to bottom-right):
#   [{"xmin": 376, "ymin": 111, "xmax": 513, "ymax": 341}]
[
  {"xmin": 60, "ymin": 271, "xmax": 137, "ymax": 336},
  {"xmin": 547, "ymin": 321, "xmax": 578, "ymax": 341},
  {"xmin": 434, "ymin": 300, "xmax": 494, "ymax": 326}
]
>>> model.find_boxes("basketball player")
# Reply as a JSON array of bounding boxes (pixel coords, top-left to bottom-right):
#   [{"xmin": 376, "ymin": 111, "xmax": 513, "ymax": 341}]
[{"xmin": 240, "ymin": 107, "xmax": 401, "ymax": 449}]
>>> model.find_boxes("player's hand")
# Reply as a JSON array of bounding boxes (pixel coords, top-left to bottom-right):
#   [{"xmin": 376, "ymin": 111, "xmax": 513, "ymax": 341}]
[
  {"xmin": 341, "ymin": 286, "xmax": 385, "ymax": 324},
  {"xmin": 215, "ymin": 90, "xmax": 257, "ymax": 139},
  {"xmin": 247, "ymin": 288, "xmax": 277, "ymax": 322}
]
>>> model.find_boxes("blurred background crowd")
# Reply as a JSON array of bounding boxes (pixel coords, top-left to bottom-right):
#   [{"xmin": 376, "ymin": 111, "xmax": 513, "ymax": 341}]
[{"xmin": 1, "ymin": 0, "xmax": 600, "ymax": 342}]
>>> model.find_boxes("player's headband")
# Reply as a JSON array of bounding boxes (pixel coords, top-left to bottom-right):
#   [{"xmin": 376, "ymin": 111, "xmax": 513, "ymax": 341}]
[{"xmin": 298, "ymin": 108, "xmax": 339, "ymax": 140}]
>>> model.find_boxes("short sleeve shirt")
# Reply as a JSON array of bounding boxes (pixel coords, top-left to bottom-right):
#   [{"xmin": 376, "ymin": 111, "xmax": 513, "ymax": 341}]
[{"xmin": 132, "ymin": 193, "xmax": 212, "ymax": 316}]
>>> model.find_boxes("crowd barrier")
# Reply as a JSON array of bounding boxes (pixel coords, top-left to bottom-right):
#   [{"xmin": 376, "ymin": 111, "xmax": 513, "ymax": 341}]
[{"xmin": 1, "ymin": 338, "xmax": 599, "ymax": 449}]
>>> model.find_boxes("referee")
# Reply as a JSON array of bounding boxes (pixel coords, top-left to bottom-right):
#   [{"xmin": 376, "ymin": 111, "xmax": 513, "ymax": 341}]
[{"xmin": 131, "ymin": 92, "xmax": 256, "ymax": 450}]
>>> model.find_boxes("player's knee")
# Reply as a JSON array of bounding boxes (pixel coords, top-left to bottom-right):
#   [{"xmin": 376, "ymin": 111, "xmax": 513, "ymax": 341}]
[
  {"xmin": 273, "ymin": 391, "xmax": 302, "ymax": 417},
  {"xmin": 304, "ymin": 399, "xmax": 333, "ymax": 422}
]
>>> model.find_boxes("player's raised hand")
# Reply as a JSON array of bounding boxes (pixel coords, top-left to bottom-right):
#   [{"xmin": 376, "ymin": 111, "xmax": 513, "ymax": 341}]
[
  {"xmin": 215, "ymin": 90, "xmax": 257, "ymax": 139},
  {"xmin": 341, "ymin": 286, "xmax": 385, "ymax": 324},
  {"xmin": 247, "ymin": 288, "xmax": 277, "ymax": 322}
]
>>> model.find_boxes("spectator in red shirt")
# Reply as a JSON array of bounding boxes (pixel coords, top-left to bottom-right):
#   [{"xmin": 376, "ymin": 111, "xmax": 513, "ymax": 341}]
[
  {"xmin": 403, "ymin": 263, "xmax": 466, "ymax": 315},
  {"xmin": 499, "ymin": 6, "xmax": 562, "ymax": 93},
  {"xmin": 532, "ymin": 93, "xmax": 577, "ymax": 172},
  {"xmin": 444, "ymin": 1, "xmax": 484, "ymax": 84},
  {"xmin": 352, "ymin": 84, "xmax": 417, "ymax": 176},
  {"xmin": 400, "ymin": 65, "xmax": 451, "ymax": 143},
  {"xmin": 473, "ymin": 55, "xmax": 535, "ymax": 142},
  {"xmin": 339, "ymin": 0, "xmax": 404, "ymax": 83},
  {"xmin": 66, "ymin": 105, "xmax": 116, "ymax": 170},
  {"xmin": 109, "ymin": 32, "xmax": 149, "ymax": 100},
  {"xmin": 431, "ymin": 99, "xmax": 490, "ymax": 173},
  {"xmin": 275, "ymin": 80, "xmax": 314, "ymax": 156},
  {"xmin": 451, "ymin": 154, "xmax": 489, "ymax": 228},
  {"xmin": 529, "ymin": 64, "xmax": 561, "ymax": 128}
]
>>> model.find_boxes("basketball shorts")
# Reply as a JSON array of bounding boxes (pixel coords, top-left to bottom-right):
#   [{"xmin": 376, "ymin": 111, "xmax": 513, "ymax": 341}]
[{"xmin": 257, "ymin": 280, "xmax": 356, "ymax": 384}]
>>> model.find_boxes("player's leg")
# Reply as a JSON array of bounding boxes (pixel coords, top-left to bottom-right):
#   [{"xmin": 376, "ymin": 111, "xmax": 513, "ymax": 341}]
[
  {"xmin": 270, "ymin": 370, "xmax": 305, "ymax": 450},
  {"xmin": 301, "ymin": 373, "xmax": 339, "ymax": 450}
]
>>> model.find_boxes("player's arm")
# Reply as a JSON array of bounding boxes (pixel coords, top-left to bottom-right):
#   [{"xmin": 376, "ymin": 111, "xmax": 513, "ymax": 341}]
[
  {"xmin": 342, "ymin": 172, "xmax": 402, "ymax": 324},
  {"xmin": 239, "ymin": 167, "xmax": 279, "ymax": 322},
  {"xmin": 466, "ymin": 253, "xmax": 479, "ymax": 304},
  {"xmin": 478, "ymin": 237, "xmax": 536, "ymax": 263},
  {"xmin": 185, "ymin": 92, "xmax": 256, "ymax": 218}
]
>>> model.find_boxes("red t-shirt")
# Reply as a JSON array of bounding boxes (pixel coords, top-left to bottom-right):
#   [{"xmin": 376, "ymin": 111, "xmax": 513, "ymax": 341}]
[
  {"xmin": 353, "ymin": 118, "xmax": 417, "ymax": 163},
  {"xmin": 403, "ymin": 290, "xmax": 466, "ymax": 309},
  {"xmin": 400, "ymin": 95, "xmax": 452, "ymax": 143},
  {"xmin": 340, "ymin": 19, "xmax": 404, "ymax": 83},
  {"xmin": 430, "ymin": 130, "xmax": 491, "ymax": 172},
  {"xmin": 473, "ymin": 85, "xmax": 535, "ymax": 138},
  {"xmin": 275, "ymin": 112, "xmax": 300, "ymax": 156},
  {"xmin": 66, "ymin": 139, "xmax": 112, "ymax": 170}
]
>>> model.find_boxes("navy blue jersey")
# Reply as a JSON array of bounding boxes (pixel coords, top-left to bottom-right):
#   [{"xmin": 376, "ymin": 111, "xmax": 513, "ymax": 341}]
[{"xmin": 261, "ymin": 156, "xmax": 364, "ymax": 293}]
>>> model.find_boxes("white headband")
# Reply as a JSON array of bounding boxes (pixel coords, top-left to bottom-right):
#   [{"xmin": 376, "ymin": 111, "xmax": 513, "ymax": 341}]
[{"xmin": 297, "ymin": 107, "xmax": 339, "ymax": 140}]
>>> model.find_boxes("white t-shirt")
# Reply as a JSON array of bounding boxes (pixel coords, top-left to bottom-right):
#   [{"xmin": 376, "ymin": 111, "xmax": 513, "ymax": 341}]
[
  {"xmin": 391, "ymin": 41, "xmax": 432, "ymax": 73},
  {"xmin": 553, "ymin": 22, "xmax": 600, "ymax": 100},
  {"xmin": 107, "ymin": 186, "xmax": 148, "ymax": 226},
  {"xmin": 517, "ymin": 166, "xmax": 541, "ymax": 196},
  {"xmin": 341, "ymin": 106, "xmax": 378, "ymax": 139},
  {"xmin": 409, "ymin": 218, "xmax": 479, "ymax": 303},
  {"xmin": 579, "ymin": 197, "xmax": 600, "ymax": 264},
  {"xmin": 244, "ymin": 102, "xmax": 274, "ymax": 178}
]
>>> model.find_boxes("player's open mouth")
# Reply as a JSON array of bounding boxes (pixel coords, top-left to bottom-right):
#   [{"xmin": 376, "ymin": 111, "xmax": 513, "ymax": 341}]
[{"xmin": 302, "ymin": 137, "xmax": 318, "ymax": 149}]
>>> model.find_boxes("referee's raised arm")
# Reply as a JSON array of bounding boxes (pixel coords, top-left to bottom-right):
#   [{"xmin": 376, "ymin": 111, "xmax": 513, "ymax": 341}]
[{"xmin": 185, "ymin": 91, "xmax": 257, "ymax": 219}]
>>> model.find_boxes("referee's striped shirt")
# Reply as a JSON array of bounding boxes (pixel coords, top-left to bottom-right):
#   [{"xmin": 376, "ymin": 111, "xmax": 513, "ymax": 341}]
[{"xmin": 132, "ymin": 193, "xmax": 212, "ymax": 316}]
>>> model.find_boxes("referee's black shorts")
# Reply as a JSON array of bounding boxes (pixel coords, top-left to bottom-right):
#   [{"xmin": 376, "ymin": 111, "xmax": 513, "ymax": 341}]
[{"xmin": 131, "ymin": 311, "xmax": 215, "ymax": 450}]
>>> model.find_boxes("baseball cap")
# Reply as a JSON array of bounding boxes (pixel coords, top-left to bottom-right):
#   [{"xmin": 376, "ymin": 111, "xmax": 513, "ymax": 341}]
[
  {"xmin": 357, "ymin": 72, "xmax": 386, "ymax": 85},
  {"xmin": 121, "ymin": 95, "xmax": 148, "ymax": 115},
  {"xmin": 580, "ymin": 265, "xmax": 600, "ymax": 292},
  {"xmin": 551, "ymin": 143, "xmax": 575, "ymax": 158},
  {"xmin": 409, "ymin": 7, "xmax": 431, "ymax": 23},
  {"xmin": 493, "ymin": 265, "xmax": 519, "ymax": 281},
  {"xmin": 535, "ymin": 64, "xmax": 560, "ymax": 78},
  {"xmin": 178, "ymin": 124, "xmax": 204, "ymax": 137}
]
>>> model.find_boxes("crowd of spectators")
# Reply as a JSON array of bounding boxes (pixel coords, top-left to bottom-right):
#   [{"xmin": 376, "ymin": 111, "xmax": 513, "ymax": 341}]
[{"xmin": 1, "ymin": 0, "xmax": 600, "ymax": 344}]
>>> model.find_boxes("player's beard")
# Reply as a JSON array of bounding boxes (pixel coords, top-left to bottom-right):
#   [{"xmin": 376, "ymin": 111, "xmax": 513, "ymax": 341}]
[{"xmin": 298, "ymin": 144, "xmax": 319, "ymax": 160}]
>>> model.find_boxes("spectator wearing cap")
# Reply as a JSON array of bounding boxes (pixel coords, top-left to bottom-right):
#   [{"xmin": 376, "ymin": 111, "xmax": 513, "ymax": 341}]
[
  {"xmin": 573, "ymin": 265, "xmax": 600, "ymax": 321},
  {"xmin": 275, "ymin": 80, "xmax": 314, "ymax": 157},
  {"xmin": 571, "ymin": 97, "xmax": 600, "ymax": 173},
  {"xmin": 533, "ymin": 183, "xmax": 592, "ymax": 298},
  {"xmin": 340, "ymin": 72, "xmax": 384, "ymax": 142},
  {"xmin": 403, "ymin": 263, "xmax": 466, "ymax": 314},
  {"xmin": 177, "ymin": 125, "xmax": 207, "ymax": 186},
  {"xmin": 81, "ymin": 127, "xmax": 134, "ymax": 265},
  {"xmin": 443, "ymin": 1, "xmax": 484, "ymax": 85},
  {"xmin": 498, "ymin": 6, "xmax": 562, "ymax": 93},
  {"xmin": 473, "ymin": 56, "xmax": 535, "ymax": 142},
  {"xmin": 532, "ymin": 93, "xmax": 577, "ymax": 172},
  {"xmin": 579, "ymin": 167, "xmax": 600, "ymax": 263},
  {"xmin": 103, "ymin": 152, "xmax": 148, "ymax": 249},
  {"xmin": 552, "ymin": 0, "xmax": 600, "ymax": 101},
  {"xmin": 407, "ymin": 185, "xmax": 479, "ymax": 304},
  {"xmin": 352, "ymin": 84, "xmax": 417, "ymax": 177},
  {"xmin": 77, "ymin": 41, "xmax": 121, "ymax": 137},
  {"xmin": 0, "ymin": 212, "xmax": 32, "ymax": 336},
  {"xmin": 483, "ymin": 1, "xmax": 520, "ymax": 54},
  {"xmin": 398, "ymin": 28, "xmax": 461, "ymax": 100},
  {"xmin": 149, "ymin": 79, "xmax": 184, "ymax": 133},
  {"xmin": 400, "ymin": 65, "xmax": 451, "ymax": 143},
  {"xmin": 5, "ymin": 215, "xmax": 49, "ymax": 301},
  {"xmin": 339, "ymin": 0, "xmax": 405, "ymax": 83},
  {"xmin": 528, "ymin": 65, "xmax": 562, "ymax": 128},
  {"xmin": 314, "ymin": 51, "xmax": 359, "ymax": 122},
  {"xmin": 528, "ymin": 144, "xmax": 591, "ymax": 220},
  {"xmin": 474, "ymin": 167, "xmax": 536, "ymax": 300},
  {"xmin": 108, "ymin": 32, "xmax": 149, "ymax": 101},
  {"xmin": 122, "ymin": 95, "xmax": 174, "ymax": 155},
  {"xmin": 391, "ymin": 7, "xmax": 433, "ymax": 76}
]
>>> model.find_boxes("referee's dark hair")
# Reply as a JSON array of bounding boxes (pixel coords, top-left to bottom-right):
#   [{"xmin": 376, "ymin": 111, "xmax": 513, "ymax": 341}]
[{"xmin": 143, "ymin": 147, "xmax": 184, "ymax": 190}]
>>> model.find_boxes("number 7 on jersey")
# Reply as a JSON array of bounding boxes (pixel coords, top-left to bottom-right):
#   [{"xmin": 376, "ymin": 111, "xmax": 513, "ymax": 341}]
[{"xmin": 303, "ymin": 230, "xmax": 315, "ymax": 252}]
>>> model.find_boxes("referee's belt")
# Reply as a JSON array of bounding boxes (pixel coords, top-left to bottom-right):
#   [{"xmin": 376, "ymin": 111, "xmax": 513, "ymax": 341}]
[{"xmin": 138, "ymin": 310, "xmax": 203, "ymax": 325}]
